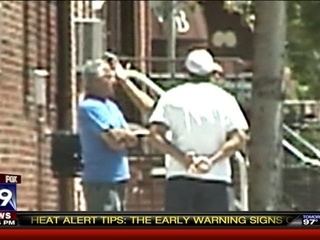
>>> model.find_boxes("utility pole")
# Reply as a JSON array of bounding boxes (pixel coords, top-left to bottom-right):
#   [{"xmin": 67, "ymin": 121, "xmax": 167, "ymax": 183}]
[
  {"xmin": 249, "ymin": 1, "xmax": 287, "ymax": 211},
  {"xmin": 56, "ymin": 1, "xmax": 75, "ymax": 211}
]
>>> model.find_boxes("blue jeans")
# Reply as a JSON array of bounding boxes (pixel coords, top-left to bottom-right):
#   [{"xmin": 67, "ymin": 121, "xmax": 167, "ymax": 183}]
[{"xmin": 83, "ymin": 181, "xmax": 126, "ymax": 211}]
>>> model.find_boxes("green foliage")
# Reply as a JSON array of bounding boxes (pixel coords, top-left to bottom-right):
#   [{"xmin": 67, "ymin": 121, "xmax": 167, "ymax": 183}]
[
  {"xmin": 287, "ymin": 1, "xmax": 320, "ymax": 99},
  {"xmin": 225, "ymin": 1, "xmax": 320, "ymax": 99}
]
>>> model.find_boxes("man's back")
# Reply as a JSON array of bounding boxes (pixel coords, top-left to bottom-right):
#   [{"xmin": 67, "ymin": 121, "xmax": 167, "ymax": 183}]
[
  {"xmin": 160, "ymin": 83, "xmax": 241, "ymax": 152},
  {"xmin": 150, "ymin": 82, "xmax": 248, "ymax": 182}
]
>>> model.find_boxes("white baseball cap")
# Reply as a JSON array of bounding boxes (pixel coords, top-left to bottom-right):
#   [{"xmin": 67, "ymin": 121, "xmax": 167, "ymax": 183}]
[{"xmin": 185, "ymin": 49, "xmax": 223, "ymax": 76}]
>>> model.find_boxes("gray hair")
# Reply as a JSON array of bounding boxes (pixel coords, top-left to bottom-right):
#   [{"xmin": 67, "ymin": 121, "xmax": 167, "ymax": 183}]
[{"xmin": 82, "ymin": 59, "xmax": 109, "ymax": 85}]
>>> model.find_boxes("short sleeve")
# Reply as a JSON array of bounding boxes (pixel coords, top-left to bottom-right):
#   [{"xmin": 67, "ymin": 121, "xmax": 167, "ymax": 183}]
[
  {"xmin": 79, "ymin": 105, "xmax": 111, "ymax": 133},
  {"xmin": 224, "ymin": 96, "xmax": 249, "ymax": 132},
  {"xmin": 148, "ymin": 95, "xmax": 170, "ymax": 127}
]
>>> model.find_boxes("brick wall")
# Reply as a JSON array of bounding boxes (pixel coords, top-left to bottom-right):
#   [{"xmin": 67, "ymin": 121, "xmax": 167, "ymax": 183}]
[
  {"xmin": 0, "ymin": 1, "xmax": 58, "ymax": 210},
  {"xmin": 0, "ymin": 1, "xmax": 102, "ymax": 211}
]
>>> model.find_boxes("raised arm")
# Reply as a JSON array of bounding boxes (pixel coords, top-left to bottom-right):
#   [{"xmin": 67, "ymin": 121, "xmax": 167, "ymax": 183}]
[{"xmin": 115, "ymin": 63, "xmax": 155, "ymax": 113}]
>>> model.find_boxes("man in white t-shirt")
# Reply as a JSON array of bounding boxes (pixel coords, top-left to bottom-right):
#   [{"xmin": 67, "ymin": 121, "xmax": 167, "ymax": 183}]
[{"xmin": 148, "ymin": 49, "xmax": 249, "ymax": 212}]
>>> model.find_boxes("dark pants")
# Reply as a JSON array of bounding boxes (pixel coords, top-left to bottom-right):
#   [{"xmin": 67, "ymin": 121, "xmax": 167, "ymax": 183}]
[
  {"xmin": 83, "ymin": 181, "xmax": 126, "ymax": 211},
  {"xmin": 165, "ymin": 176, "xmax": 230, "ymax": 213}
]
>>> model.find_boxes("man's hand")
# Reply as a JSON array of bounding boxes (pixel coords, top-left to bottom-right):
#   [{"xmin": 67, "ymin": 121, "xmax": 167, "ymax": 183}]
[
  {"xmin": 123, "ymin": 130, "xmax": 139, "ymax": 148},
  {"xmin": 103, "ymin": 51, "xmax": 118, "ymax": 70},
  {"xmin": 103, "ymin": 51, "xmax": 128, "ymax": 81},
  {"xmin": 101, "ymin": 128, "xmax": 139, "ymax": 150},
  {"xmin": 115, "ymin": 62, "xmax": 128, "ymax": 81},
  {"xmin": 195, "ymin": 157, "xmax": 211, "ymax": 173},
  {"xmin": 186, "ymin": 151, "xmax": 212, "ymax": 174}
]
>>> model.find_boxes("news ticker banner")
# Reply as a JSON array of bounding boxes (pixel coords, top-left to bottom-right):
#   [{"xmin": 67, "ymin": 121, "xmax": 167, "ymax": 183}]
[
  {"xmin": 0, "ymin": 213, "xmax": 319, "ymax": 227},
  {"xmin": 1, "ymin": 173, "xmax": 320, "ymax": 228}
]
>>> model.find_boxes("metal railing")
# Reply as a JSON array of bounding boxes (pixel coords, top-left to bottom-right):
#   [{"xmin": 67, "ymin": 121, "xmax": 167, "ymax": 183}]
[
  {"xmin": 284, "ymin": 124, "xmax": 320, "ymax": 160},
  {"xmin": 118, "ymin": 56, "xmax": 247, "ymax": 77},
  {"xmin": 233, "ymin": 152, "xmax": 249, "ymax": 211},
  {"xmin": 283, "ymin": 124, "xmax": 320, "ymax": 168}
]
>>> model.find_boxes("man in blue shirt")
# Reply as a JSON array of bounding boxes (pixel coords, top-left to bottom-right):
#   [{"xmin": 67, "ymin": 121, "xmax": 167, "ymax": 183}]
[{"xmin": 78, "ymin": 59, "xmax": 139, "ymax": 211}]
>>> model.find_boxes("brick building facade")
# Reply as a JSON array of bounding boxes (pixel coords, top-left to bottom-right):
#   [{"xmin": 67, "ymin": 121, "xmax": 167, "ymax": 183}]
[
  {"xmin": 0, "ymin": 1, "xmax": 93, "ymax": 211},
  {"xmin": 0, "ymin": 1, "xmax": 58, "ymax": 210}
]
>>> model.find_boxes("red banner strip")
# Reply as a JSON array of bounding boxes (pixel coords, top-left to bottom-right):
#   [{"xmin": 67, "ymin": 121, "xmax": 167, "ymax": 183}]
[{"xmin": 1, "ymin": 229, "xmax": 320, "ymax": 240}]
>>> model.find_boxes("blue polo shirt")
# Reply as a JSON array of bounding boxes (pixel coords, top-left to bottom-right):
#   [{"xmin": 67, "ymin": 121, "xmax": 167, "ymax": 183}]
[{"xmin": 78, "ymin": 96, "xmax": 130, "ymax": 183}]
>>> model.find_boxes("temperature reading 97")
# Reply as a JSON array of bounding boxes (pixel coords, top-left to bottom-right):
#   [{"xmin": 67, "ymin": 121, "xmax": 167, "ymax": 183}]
[{"xmin": 303, "ymin": 219, "xmax": 317, "ymax": 225}]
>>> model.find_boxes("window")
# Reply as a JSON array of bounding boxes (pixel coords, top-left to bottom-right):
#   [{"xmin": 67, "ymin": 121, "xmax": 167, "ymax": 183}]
[{"xmin": 74, "ymin": 18, "xmax": 105, "ymax": 72}]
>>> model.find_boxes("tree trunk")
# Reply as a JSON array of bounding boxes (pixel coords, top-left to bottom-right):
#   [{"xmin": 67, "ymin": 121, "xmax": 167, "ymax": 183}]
[{"xmin": 249, "ymin": 1, "xmax": 286, "ymax": 210}]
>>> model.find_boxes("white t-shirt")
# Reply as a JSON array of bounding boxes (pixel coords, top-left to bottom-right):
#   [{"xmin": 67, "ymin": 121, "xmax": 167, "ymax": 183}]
[{"xmin": 149, "ymin": 83, "xmax": 248, "ymax": 183}]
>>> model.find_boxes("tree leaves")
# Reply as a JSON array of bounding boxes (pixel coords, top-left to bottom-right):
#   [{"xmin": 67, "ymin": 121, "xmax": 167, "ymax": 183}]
[
  {"xmin": 287, "ymin": 1, "xmax": 320, "ymax": 99},
  {"xmin": 225, "ymin": 1, "xmax": 320, "ymax": 99}
]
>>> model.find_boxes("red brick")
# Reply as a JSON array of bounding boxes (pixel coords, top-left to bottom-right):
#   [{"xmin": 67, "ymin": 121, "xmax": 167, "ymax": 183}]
[{"xmin": 0, "ymin": 1, "xmax": 59, "ymax": 211}]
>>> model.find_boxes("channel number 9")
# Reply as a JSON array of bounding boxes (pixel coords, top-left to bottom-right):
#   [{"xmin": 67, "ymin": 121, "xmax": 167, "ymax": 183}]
[{"xmin": 0, "ymin": 189, "xmax": 12, "ymax": 207}]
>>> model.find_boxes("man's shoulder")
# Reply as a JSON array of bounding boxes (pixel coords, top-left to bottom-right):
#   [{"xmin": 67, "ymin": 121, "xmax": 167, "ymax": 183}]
[
  {"xmin": 79, "ymin": 98, "xmax": 106, "ymax": 108},
  {"xmin": 78, "ymin": 99, "xmax": 107, "ymax": 115},
  {"xmin": 158, "ymin": 82, "xmax": 236, "ymax": 104},
  {"xmin": 163, "ymin": 83, "xmax": 194, "ymax": 98},
  {"xmin": 204, "ymin": 83, "xmax": 236, "ymax": 100},
  {"xmin": 105, "ymin": 99, "xmax": 122, "ymax": 112}
]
